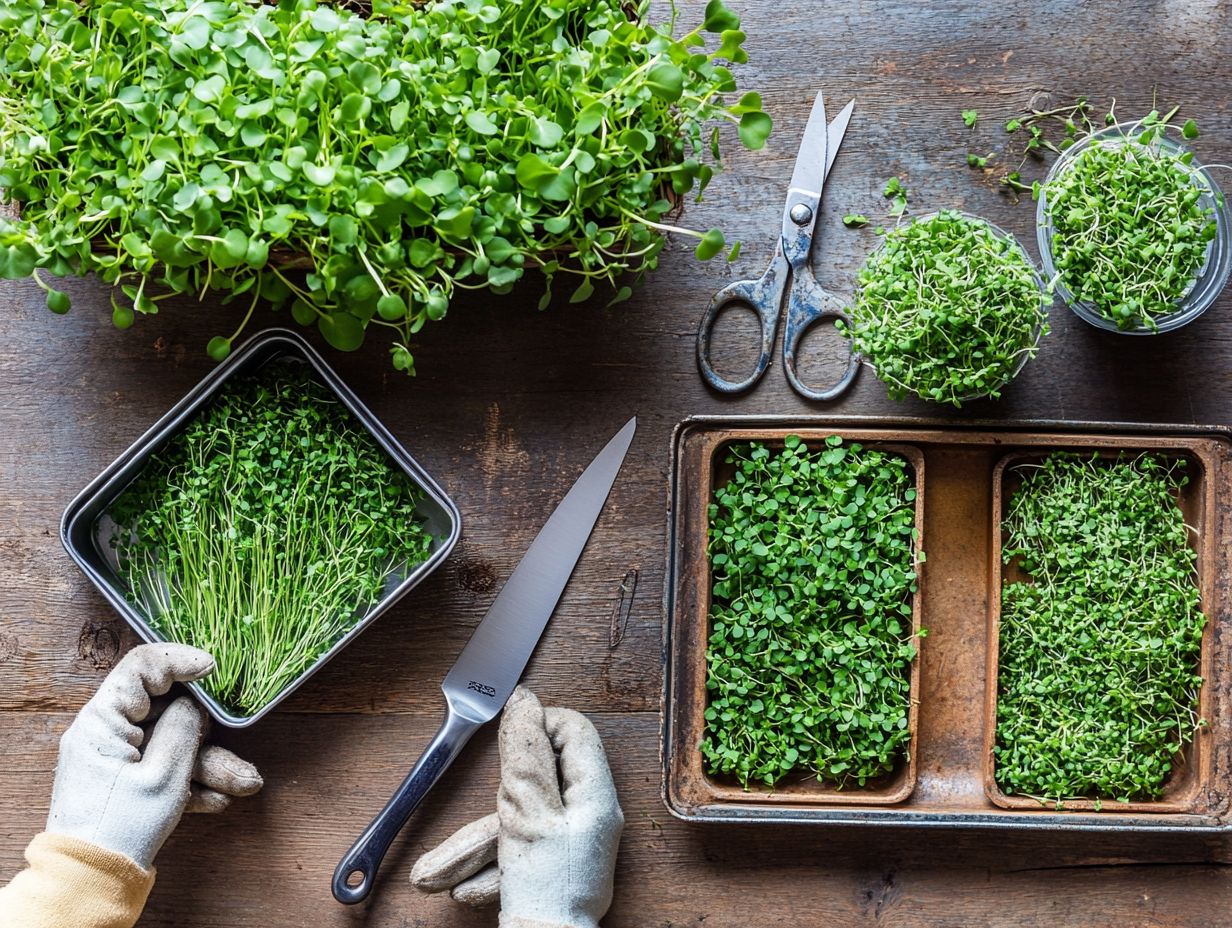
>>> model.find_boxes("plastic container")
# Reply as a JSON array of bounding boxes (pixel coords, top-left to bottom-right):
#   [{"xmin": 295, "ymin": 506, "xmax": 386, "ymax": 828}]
[
  {"xmin": 61, "ymin": 329, "xmax": 461, "ymax": 728},
  {"xmin": 853, "ymin": 210, "xmax": 1050, "ymax": 404},
  {"xmin": 1036, "ymin": 123, "xmax": 1232, "ymax": 335}
]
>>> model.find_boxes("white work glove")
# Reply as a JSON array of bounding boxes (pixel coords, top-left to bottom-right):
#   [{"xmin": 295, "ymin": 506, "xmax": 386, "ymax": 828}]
[
  {"xmin": 46, "ymin": 643, "xmax": 264, "ymax": 870},
  {"xmin": 410, "ymin": 687, "xmax": 623, "ymax": 928}
]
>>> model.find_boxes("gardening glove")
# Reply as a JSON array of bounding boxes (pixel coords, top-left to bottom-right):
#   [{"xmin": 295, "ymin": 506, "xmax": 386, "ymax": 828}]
[
  {"xmin": 410, "ymin": 687, "xmax": 623, "ymax": 928},
  {"xmin": 46, "ymin": 643, "xmax": 264, "ymax": 870}
]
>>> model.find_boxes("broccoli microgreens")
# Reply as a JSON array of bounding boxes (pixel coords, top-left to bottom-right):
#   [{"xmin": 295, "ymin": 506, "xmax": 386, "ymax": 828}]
[
  {"xmin": 996, "ymin": 453, "xmax": 1206, "ymax": 806},
  {"xmin": 0, "ymin": 0, "xmax": 770, "ymax": 371},
  {"xmin": 702, "ymin": 436, "xmax": 922, "ymax": 789},
  {"xmin": 1041, "ymin": 113, "xmax": 1219, "ymax": 330},
  {"xmin": 841, "ymin": 210, "xmax": 1047, "ymax": 406},
  {"xmin": 108, "ymin": 361, "xmax": 434, "ymax": 715},
  {"xmin": 962, "ymin": 109, "xmax": 979, "ymax": 129}
]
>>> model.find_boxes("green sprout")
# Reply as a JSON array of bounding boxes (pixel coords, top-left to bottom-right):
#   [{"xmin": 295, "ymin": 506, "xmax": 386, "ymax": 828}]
[{"xmin": 108, "ymin": 362, "xmax": 434, "ymax": 715}]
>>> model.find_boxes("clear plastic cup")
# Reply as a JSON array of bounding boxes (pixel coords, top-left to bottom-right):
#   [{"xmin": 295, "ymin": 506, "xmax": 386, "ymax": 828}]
[
  {"xmin": 854, "ymin": 209, "xmax": 1051, "ymax": 404},
  {"xmin": 1036, "ymin": 123, "xmax": 1232, "ymax": 335}
]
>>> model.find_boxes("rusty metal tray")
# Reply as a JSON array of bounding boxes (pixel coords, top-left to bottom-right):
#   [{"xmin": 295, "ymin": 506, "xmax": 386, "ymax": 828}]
[{"xmin": 662, "ymin": 416, "xmax": 1232, "ymax": 832}]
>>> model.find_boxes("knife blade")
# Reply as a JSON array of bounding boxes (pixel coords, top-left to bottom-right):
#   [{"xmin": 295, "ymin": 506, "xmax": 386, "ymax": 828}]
[{"xmin": 332, "ymin": 417, "xmax": 637, "ymax": 904}]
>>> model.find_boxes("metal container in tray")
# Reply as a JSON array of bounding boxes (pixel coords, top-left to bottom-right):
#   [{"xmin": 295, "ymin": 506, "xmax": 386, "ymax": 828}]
[
  {"xmin": 61, "ymin": 329, "xmax": 461, "ymax": 729},
  {"xmin": 664, "ymin": 416, "xmax": 1232, "ymax": 832}
]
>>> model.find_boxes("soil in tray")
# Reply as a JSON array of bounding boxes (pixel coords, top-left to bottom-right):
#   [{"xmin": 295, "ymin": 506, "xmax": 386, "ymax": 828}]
[
  {"xmin": 698, "ymin": 435, "xmax": 924, "ymax": 803},
  {"xmin": 987, "ymin": 449, "xmax": 1211, "ymax": 812}
]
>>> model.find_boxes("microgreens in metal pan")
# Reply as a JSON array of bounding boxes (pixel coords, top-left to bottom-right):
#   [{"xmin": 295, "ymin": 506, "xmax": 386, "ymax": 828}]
[
  {"xmin": 108, "ymin": 361, "xmax": 433, "ymax": 715},
  {"xmin": 0, "ymin": 0, "xmax": 769, "ymax": 371},
  {"xmin": 702, "ymin": 436, "xmax": 922, "ymax": 789},
  {"xmin": 996, "ymin": 453, "xmax": 1205, "ymax": 806}
]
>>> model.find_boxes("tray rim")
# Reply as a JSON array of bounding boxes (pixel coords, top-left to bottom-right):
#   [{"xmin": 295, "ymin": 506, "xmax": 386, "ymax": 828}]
[
  {"xmin": 60, "ymin": 327, "xmax": 462, "ymax": 729},
  {"xmin": 662, "ymin": 414, "xmax": 1232, "ymax": 833}
]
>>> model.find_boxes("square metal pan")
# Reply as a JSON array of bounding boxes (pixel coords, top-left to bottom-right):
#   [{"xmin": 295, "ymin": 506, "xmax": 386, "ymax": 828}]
[
  {"xmin": 61, "ymin": 328, "xmax": 461, "ymax": 728},
  {"xmin": 663, "ymin": 415, "xmax": 1232, "ymax": 832}
]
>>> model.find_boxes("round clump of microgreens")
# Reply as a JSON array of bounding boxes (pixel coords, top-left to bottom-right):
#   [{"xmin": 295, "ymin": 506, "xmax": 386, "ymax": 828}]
[
  {"xmin": 0, "ymin": 0, "xmax": 770, "ymax": 372},
  {"xmin": 996, "ymin": 453, "xmax": 1206, "ymax": 806},
  {"xmin": 843, "ymin": 210, "xmax": 1047, "ymax": 407},
  {"xmin": 108, "ymin": 361, "xmax": 434, "ymax": 716},
  {"xmin": 1041, "ymin": 121, "xmax": 1219, "ymax": 331},
  {"xmin": 702, "ymin": 436, "xmax": 922, "ymax": 789}
]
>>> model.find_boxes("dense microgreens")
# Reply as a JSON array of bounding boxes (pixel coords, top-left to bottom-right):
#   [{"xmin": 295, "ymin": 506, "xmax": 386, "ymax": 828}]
[
  {"xmin": 702, "ymin": 436, "xmax": 922, "ymax": 789},
  {"xmin": 996, "ymin": 453, "xmax": 1206, "ymax": 806},
  {"xmin": 1041, "ymin": 116, "xmax": 1218, "ymax": 331},
  {"xmin": 109, "ymin": 361, "xmax": 433, "ymax": 714},
  {"xmin": 0, "ymin": 0, "xmax": 769, "ymax": 371},
  {"xmin": 842, "ymin": 210, "xmax": 1047, "ymax": 406}
]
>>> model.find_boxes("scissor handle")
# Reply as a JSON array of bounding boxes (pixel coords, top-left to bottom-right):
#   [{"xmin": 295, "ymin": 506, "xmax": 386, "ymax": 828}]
[
  {"xmin": 782, "ymin": 267, "xmax": 861, "ymax": 402},
  {"xmin": 696, "ymin": 255, "xmax": 788, "ymax": 394}
]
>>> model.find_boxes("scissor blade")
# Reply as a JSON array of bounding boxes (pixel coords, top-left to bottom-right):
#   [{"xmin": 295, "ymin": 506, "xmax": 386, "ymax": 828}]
[
  {"xmin": 824, "ymin": 99, "xmax": 855, "ymax": 180},
  {"xmin": 787, "ymin": 90, "xmax": 829, "ymax": 198},
  {"xmin": 441, "ymin": 418, "xmax": 636, "ymax": 721}
]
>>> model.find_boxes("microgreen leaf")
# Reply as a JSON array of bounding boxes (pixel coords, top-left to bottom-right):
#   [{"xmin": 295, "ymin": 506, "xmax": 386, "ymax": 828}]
[
  {"xmin": 317, "ymin": 311, "xmax": 365, "ymax": 351},
  {"xmin": 695, "ymin": 228, "xmax": 726, "ymax": 261},
  {"xmin": 961, "ymin": 109, "xmax": 978, "ymax": 128},
  {"xmin": 738, "ymin": 111, "xmax": 772, "ymax": 150},
  {"xmin": 703, "ymin": 0, "xmax": 741, "ymax": 32}
]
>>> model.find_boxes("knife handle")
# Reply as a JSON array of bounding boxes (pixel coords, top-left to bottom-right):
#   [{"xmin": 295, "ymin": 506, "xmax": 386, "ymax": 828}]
[{"xmin": 332, "ymin": 697, "xmax": 485, "ymax": 905}]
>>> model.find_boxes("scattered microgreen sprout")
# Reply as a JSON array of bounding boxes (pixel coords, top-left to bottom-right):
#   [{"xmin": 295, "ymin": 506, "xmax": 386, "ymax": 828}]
[
  {"xmin": 0, "ymin": 0, "xmax": 769, "ymax": 371},
  {"xmin": 842, "ymin": 214, "xmax": 869, "ymax": 228},
  {"xmin": 702, "ymin": 436, "xmax": 922, "ymax": 789},
  {"xmin": 967, "ymin": 152, "xmax": 994, "ymax": 170},
  {"xmin": 1041, "ymin": 114, "xmax": 1218, "ymax": 330},
  {"xmin": 841, "ymin": 210, "xmax": 1047, "ymax": 406},
  {"xmin": 962, "ymin": 109, "xmax": 979, "ymax": 129},
  {"xmin": 882, "ymin": 176, "xmax": 909, "ymax": 218},
  {"xmin": 108, "ymin": 361, "xmax": 434, "ymax": 715},
  {"xmin": 996, "ymin": 453, "xmax": 1206, "ymax": 806}
]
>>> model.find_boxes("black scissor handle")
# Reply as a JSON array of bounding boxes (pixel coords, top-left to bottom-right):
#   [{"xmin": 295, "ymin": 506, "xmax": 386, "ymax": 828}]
[
  {"xmin": 696, "ymin": 256, "xmax": 787, "ymax": 395},
  {"xmin": 782, "ymin": 268, "xmax": 861, "ymax": 402}
]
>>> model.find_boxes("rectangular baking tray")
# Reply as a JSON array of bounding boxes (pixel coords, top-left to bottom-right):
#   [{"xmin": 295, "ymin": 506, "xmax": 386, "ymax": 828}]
[
  {"xmin": 663, "ymin": 415, "xmax": 1232, "ymax": 832},
  {"xmin": 61, "ymin": 328, "xmax": 461, "ymax": 729}
]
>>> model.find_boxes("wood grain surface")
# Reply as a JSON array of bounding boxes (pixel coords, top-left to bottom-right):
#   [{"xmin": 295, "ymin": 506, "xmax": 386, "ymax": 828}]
[{"xmin": 4, "ymin": 0, "xmax": 1232, "ymax": 924}]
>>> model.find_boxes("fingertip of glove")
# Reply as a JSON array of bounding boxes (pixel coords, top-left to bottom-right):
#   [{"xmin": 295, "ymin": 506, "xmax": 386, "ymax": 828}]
[{"xmin": 130, "ymin": 642, "xmax": 216, "ymax": 681}]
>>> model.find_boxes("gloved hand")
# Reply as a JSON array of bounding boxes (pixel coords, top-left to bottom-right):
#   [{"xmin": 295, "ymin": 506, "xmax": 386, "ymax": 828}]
[
  {"xmin": 410, "ymin": 687, "xmax": 623, "ymax": 928},
  {"xmin": 46, "ymin": 643, "xmax": 264, "ymax": 870}
]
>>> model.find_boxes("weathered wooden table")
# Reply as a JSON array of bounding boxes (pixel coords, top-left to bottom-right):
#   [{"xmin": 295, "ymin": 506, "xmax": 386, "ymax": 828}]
[{"xmin": 3, "ymin": 1, "xmax": 1232, "ymax": 924}]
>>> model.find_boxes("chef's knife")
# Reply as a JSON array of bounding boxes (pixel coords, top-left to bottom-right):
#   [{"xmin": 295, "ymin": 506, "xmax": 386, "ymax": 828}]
[{"xmin": 331, "ymin": 417, "xmax": 637, "ymax": 905}]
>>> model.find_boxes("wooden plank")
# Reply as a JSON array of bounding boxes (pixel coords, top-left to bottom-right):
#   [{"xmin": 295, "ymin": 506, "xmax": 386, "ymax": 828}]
[{"xmin": 3, "ymin": 0, "xmax": 1232, "ymax": 923}]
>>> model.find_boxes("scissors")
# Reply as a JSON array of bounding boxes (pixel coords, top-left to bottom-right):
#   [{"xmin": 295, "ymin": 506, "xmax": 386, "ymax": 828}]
[{"xmin": 696, "ymin": 91, "xmax": 860, "ymax": 400}]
